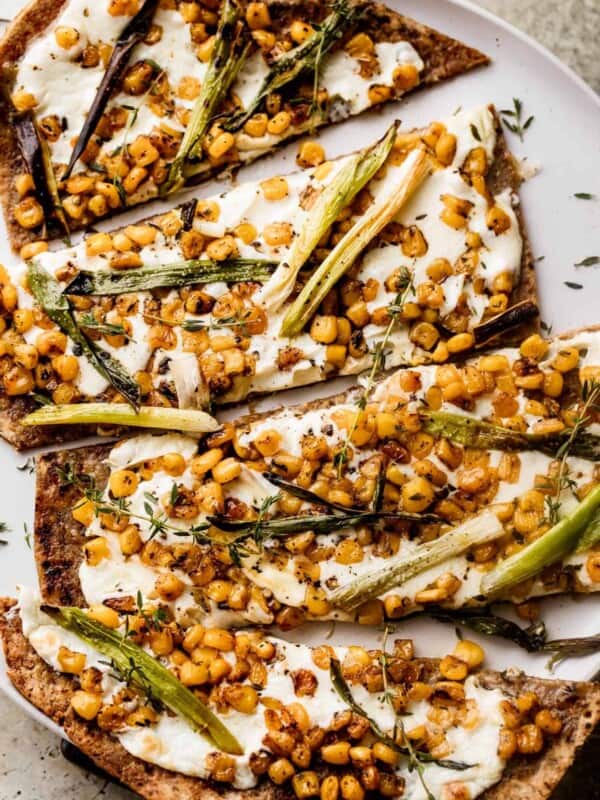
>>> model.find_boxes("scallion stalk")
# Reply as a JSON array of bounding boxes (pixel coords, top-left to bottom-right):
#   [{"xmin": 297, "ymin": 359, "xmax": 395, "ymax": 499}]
[
  {"xmin": 44, "ymin": 605, "xmax": 242, "ymax": 754},
  {"xmin": 280, "ymin": 147, "xmax": 429, "ymax": 337},
  {"xmin": 22, "ymin": 403, "xmax": 219, "ymax": 433},
  {"xmin": 66, "ymin": 258, "xmax": 277, "ymax": 295},
  {"xmin": 482, "ymin": 484, "xmax": 600, "ymax": 595},
  {"xmin": 255, "ymin": 122, "xmax": 398, "ymax": 311},
  {"xmin": 329, "ymin": 510, "xmax": 503, "ymax": 611}
]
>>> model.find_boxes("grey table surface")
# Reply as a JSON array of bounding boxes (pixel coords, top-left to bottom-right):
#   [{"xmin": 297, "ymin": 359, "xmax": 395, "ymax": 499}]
[{"xmin": 1, "ymin": 1, "xmax": 599, "ymax": 799}]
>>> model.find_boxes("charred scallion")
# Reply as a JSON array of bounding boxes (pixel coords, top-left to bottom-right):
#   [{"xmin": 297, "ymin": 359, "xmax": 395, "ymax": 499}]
[
  {"xmin": 255, "ymin": 122, "xmax": 399, "ymax": 311},
  {"xmin": 208, "ymin": 508, "xmax": 439, "ymax": 539},
  {"xmin": 63, "ymin": 0, "xmax": 159, "ymax": 180},
  {"xmin": 281, "ymin": 148, "xmax": 429, "ymax": 336},
  {"xmin": 162, "ymin": 0, "xmax": 249, "ymax": 195},
  {"xmin": 329, "ymin": 511, "xmax": 504, "ymax": 611},
  {"xmin": 22, "ymin": 402, "xmax": 219, "ymax": 433},
  {"xmin": 27, "ymin": 261, "xmax": 140, "ymax": 408},
  {"xmin": 473, "ymin": 300, "xmax": 539, "ymax": 345},
  {"xmin": 420, "ymin": 409, "xmax": 600, "ymax": 460},
  {"xmin": 44, "ymin": 605, "xmax": 243, "ymax": 754},
  {"xmin": 13, "ymin": 113, "xmax": 68, "ymax": 234},
  {"xmin": 482, "ymin": 484, "xmax": 600, "ymax": 596},
  {"xmin": 66, "ymin": 257, "xmax": 277, "ymax": 295}
]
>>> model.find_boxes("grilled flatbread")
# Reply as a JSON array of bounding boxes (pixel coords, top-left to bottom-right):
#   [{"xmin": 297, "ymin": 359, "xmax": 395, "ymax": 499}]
[
  {"xmin": 33, "ymin": 327, "xmax": 600, "ymax": 626},
  {"xmin": 0, "ymin": 0, "xmax": 488, "ymax": 251},
  {"xmin": 1, "ymin": 593, "xmax": 599, "ymax": 800},
  {"xmin": 0, "ymin": 105, "xmax": 536, "ymax": 449}
]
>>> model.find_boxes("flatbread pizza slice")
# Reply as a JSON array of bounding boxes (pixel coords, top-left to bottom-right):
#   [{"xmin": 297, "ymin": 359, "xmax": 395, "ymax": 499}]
[
  {"xmin": 0, "ymin": 0, "xmax": 488, "ymax": 251},
  {"xmin": 0, "ymin": 105, "xmax": 536, "ymax": 449},
  {"xmin": 34, "ymin": 327, "xmax": 600, "ymax": 627},
  {"xmin": 2, "ymin": 591, "xmax": 599, "ymax": 800}
]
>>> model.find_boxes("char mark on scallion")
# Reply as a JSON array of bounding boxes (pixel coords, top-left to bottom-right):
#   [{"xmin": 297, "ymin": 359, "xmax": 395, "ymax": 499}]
[
  {"xmin": 65, "ymin": 257, "xmax": 277, "ymax": 295},
  {"xmin": 62, "ymin": 0, "xmax": 160, "ymax": 181}
]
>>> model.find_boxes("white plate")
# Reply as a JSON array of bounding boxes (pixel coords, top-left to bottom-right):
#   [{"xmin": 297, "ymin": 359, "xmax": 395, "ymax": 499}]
[{"xmin": 1, "ymin": 0, "xmax": 600, "ymax": 739}]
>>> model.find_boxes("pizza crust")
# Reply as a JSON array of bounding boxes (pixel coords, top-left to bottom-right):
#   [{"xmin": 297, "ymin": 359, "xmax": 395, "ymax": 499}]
[{"xmin": 1, "ymin": 598, "xmax": 599, "ymax": 800}]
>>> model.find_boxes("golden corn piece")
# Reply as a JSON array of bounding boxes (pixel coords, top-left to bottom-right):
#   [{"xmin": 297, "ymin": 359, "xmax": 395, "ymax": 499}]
[
  {"xmin": 14, "ymin": 196, "xmax": 44, "ymax": 229},
  {"xmin": 321, "ymin": 741, "xmax": 351, "ymax": 765},
  {"xmin": 267, "ymin": 111, "xmax": 292, "ymax": 136},
  {"xmin": 402, "ymin": 476, "xmax": 435, "ymax": 512},
  {"xmin": 179, "ymin": 660, "xmax": 209, "ymax": 686},
  {"xmin": 212, "ymin": 457, "xmax": 242, "ymax": 484},
  {"xmin": 552, "ymin": 346, "xmax": 579, "ymax": 373},
  {"xmin": 244, "ymin": 113, "xmax": 268, "ymax": 137},
  {"xmin": 208, "ymin": 132, "xmax": 235, "ymax": 160},
  {"xmin": 155, "ymin": 572, "xmax": 185, "ymax": 601},
  {"xmin": 340, "ymin": 774, "xmax": 365, "ymax": 800},
  {"xmin": 310, "ymin": 315, "xmax": 338, "ymax": 344},
  {"xmin": 264, "ymin": 222, "xmax": 293, "ymax": 246},
  {"xmin": 487, "ymin": 205, "xmax": 512, "ymax": 234},
  {"xmin": 109, "ymin": 469, "xmax": 139, "ymax": 498},
  {"xmin": 119, "ymin": 525, "xmax": 143, "ymax": 556},
  {"xmin": 246, "ymin": 1, "xmax": 271, "ymax": 29},
  {"xmin": 290, "ymin": 20, "xmax": 314, "ymax": 44},
  {"xmin": 58, "ymin": 646, "xmax": 87, "ymax": 674},
  {"xmin": 439, "ymin": 654, "xmax": 468, "ymax": 681},
  {"xmin": 268, "ymin": 758, "xmax": 295, "ymax": 785},
  {"xmin": 87, "ymin": 604, "xmax": 120, "ymax": 628},
  {"xmin": 297, "ymin": 141, "xmax": 325, "ymax": 167},
  {"xmin": 83, "ymin": 537, "xmax": 110, "ymax": 566},
  {"xmin": 453, "ymin": 639, "xmax": 484, "ymax": 669},
  {"xmin": 71, "ymin": 690, "xmax": 103, "ymax": 720},
  {"xmin": 254, "ymin": 428, "xmax": 282, "ymax": 457},
  {"xmin": 393, "ymin": 63, "xmax": 419, "ymax": 91}
]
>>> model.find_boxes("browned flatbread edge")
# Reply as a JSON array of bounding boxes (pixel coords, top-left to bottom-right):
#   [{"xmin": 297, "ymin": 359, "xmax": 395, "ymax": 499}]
[
  {"xmin": 0, "ymin": 0, "xmax": 488, "ymax": 252},
  {"xmin": 1, "ymin": 598, "xmax": 599, "ymax": 800},
  {"xmin": 0, "ymin": 109, "xmax": 532, "ymax": 450}
]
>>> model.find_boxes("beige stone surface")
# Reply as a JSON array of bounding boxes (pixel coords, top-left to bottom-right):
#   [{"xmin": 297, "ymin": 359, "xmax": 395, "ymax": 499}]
[{"xmin": 0, "ymin": 1, "xmax": 598, "ymax": 799}]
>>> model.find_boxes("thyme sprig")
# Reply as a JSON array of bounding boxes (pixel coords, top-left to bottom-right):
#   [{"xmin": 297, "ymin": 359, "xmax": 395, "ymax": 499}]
[
  {"xmin": 545, "ymin": 379, "xmax": 600, "ymax": 524},
  {"xmin": 0, "ymin": 521, "xmax": 9, "ymax": 545},
  {"xmin": 500, "ymin": 98, "xmax": 534, "ymax": 141},
  {"xmin": 77, "ymin": 313, "xmax": 134, "ymax": 341},
  {"xmin": 57, "ymin": 463, "xmax": 210, "ymax": 542},
  {"xmin": 336, "ymin": 269, "xmax": 413, "ymax": 476}
]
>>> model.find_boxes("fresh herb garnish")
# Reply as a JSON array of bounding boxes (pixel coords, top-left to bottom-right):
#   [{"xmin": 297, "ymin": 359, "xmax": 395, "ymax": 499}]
[
  {"xmin": 77, "ymin": 313, "xmax": 133, "ymax": 341},
  {"xmin": 469, "ymin": 123, "xmax": 481, "ymax": 141},
  {"xmin": 17, "ymin": 457, "xmax": 35, "ymax": 474},
  {"xmin": 564, "ymin": 281, "xmax": 583, "ymax": 290},
  {"xmin": 574, "ymin": 192, "xmax": 595, "ymax": 200},
  {"xmin": 0, "ymin": 521, "xmax": 9, "ymax": 545},
  {"xmin": 574, "ymin": 256, "xmax": 600, "ymax": 268},
  {"xmin": 500, "ymin": 98, "xmax": 534, "ymax": 141}
]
